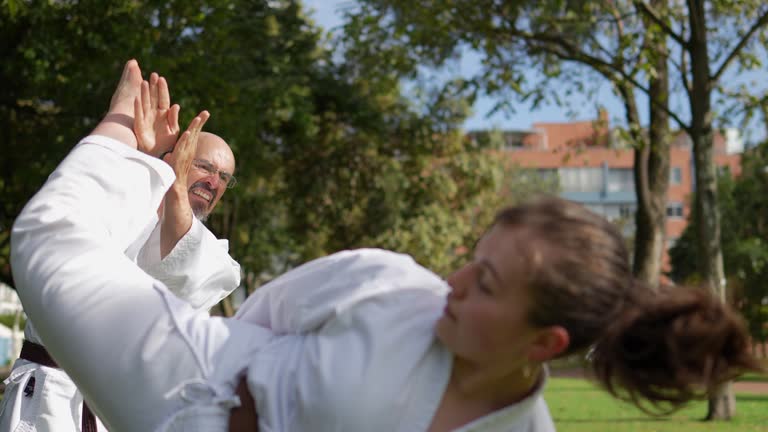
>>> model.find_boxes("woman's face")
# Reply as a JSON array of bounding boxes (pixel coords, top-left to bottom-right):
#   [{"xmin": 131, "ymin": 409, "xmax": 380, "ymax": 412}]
[{"xmin": 435, "ymin": 224, "xmax": 541, "ymax": 368}]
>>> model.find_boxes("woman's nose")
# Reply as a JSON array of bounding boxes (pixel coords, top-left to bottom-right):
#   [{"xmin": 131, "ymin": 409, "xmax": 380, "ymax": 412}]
[{"xmin": 447, "ymin": 264, "xmax": 473, "ymax": 299}]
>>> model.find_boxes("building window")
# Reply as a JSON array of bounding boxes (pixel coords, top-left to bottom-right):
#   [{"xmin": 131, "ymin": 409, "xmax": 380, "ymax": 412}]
[
  {"xmin": 619, "ymin": 204, "xmax": 635, "ymax": 218},
  {"xmin": 559, "ymin": 167, "xmax": 603, "ymax": 193},
  {"xmin": 670, "ymin": 167, "xmax": 682, "ymax": 185},
  {"xmin": 607, "ymin": 168, "xmax": 634, "ymax": 192},
  {"xmin": 536, "ymin": 168, "xmax": 558, "ymax": 181},
  {"xmin": 584, "ymin": 204, "xmax": 605, "ymax": 217},
  {"xmin": 717, "ymin": 165, "xmax": 732, "ymax": 177},
  {"xmin": 503, "ymin": 133, "xmax": 525, "ymax": 149},
  {"xmin": 667, "ymin": 237, "xmax": 679, "ymax": 249},
  {"xmin": 666, "ymin": 202, "xmax": 684, "ymax": 218}
]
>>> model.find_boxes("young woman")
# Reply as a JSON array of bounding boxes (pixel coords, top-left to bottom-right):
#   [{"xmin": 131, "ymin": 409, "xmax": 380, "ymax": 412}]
[{"xmin": 10, "ymin": 61, "xmax": 761, "ymax": 432}]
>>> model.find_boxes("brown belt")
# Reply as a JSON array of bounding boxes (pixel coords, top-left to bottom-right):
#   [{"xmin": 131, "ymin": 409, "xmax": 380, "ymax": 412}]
[{"xmin": 20, "ymin": 340, "xmax": 98, "ymax": 432}]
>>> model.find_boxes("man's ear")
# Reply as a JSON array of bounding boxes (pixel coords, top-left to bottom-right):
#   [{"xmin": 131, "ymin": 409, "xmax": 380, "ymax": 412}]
[{"xmin": 528, "ymin": 326, "xmax": 570, "ymax": 362}]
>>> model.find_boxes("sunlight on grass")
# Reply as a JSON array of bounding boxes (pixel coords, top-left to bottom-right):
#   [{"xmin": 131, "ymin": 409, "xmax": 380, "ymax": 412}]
[{"xmin": 545, "ymin": 378, "xmax": 768, "ymax": 432}]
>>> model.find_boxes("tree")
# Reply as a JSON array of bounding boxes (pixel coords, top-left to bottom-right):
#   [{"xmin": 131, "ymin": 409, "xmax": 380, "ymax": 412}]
[
  {"xmin": 342, "ymin": 0, "xmax": 768, "ymax": 419},
  {"xmin": 639, "ymin": 2, "xmax": 768, "ymax": 418},
  {"xmin": 341, "ymin": 0, "xmax": 676, "ymax": 287},
  {"xmin": 2, "ymin": 0, "xmax": 538, "ymax": 316},
  {"xmin": 0, "ymin": 0, "xmax": 330, "ymax": 294},
  {"xmin": 1, "ymin": 0, "xmax": 155, "ymax": 287},
  {"xmin": 671, "ymin": 141, "xmax": 768, "ymax": 358},
  {"xmin": 274, "ymin": 66, "xmax": 557, "ymax": 277}
]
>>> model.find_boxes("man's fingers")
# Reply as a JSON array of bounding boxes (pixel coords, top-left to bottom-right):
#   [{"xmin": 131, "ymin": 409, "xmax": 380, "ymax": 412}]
[
  {"xmin": 183, "ymin": 115, "xmax": 202, "ymax": 134},
  {"xmin": 179, "ymin": 116, "xmax": 202, "ymax": 151},
  {"xmin": 176, "ymin": 130, "xmax": 190, "ymax": 148},
  {"xmin": 158, "ymin": 77, "xmax": 170, "ymax": 110},
  {"xmin": 149, "ymin": 72, "xmax": 159, "ymax": 108},
  {"xmin": 175, "ymin": 130, "xmax": 195, "ymax": 163},
  {"xmin": 181, "ymin": 111, "xmax": 210, "ymax": 136},
  {"xmin": 175, "ymin": 111, "xmax": 210, "ymax": 170},
  {"xmin": 194, "ymin": 111, "xmax": 211, "ymax": 132},
  {"xmin": 168, "ymin": 104, "xmax": 180, "ymax": 134},
  {"xmin": 141, "ymin": 81, "xmax": 151, "ymax": 116},
  {"xmin": 187, "ymin": 117, "xmax": 202, "ymax": 149},
  {"xmin": 171, "ymin": 130, "xmax": 194, "ymax": 177},
  {"xmin": 188, "ymin": 111, "xmax": 210, "ymax": 150}
]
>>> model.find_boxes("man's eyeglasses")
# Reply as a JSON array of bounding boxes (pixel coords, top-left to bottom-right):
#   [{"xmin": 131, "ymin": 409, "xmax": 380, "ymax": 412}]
[{"xmin": 192, "ymin": 159, "xmax": 237, "ymax": 189}]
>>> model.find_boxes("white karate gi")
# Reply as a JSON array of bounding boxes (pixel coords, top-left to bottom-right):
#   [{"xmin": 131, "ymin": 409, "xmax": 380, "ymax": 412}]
[
  {"xmin": 1, "ymin": 135, "xmax": 240, "ymax": 432},
  {"xmin": 10, "ymin": 136, "xmax": 556, "ymax": 431}
]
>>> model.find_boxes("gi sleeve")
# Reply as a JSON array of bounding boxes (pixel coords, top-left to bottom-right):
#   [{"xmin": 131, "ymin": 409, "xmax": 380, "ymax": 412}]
[{"xmin": 137, "ymin": 217, "xmax": 241, "ymax": 311}]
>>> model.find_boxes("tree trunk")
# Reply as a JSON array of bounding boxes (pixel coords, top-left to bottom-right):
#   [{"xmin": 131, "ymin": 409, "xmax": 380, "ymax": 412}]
[
  {"xmin": 632, "ymin": 171, "xmax": 666, "ymax": 288},
  {"xmin": 688, "ymin": 0, "xmax": 733, "ymax": 419},
  {"xmin": 632, "ymin": 8, "xmax": 670, "ymax": 289},
  {"xmin": 218, "ymin": 296, "xmax": 236, "ymax": 318},
  {"xmin": 619, "ymin": 86, "xmax": 666, "ymax": 289},
  {"xmin": 707, "ymin": 382, "xmax": 736, "ymax": 420},
  {"xmin": 761, "ymin": 101, "xmax": 768, "ymax": 141}
]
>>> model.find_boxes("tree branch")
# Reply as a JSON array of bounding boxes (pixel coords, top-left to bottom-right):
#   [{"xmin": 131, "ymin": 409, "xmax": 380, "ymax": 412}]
[
  {"xmin": 625, "ymin": 8, "xmax": 648, "ymax": 78},
  {"xmin": 711, "ymin": 8, "xmax": 768, "ymax": 82},
  {"xmin": 608, "ymin": 2, "xmax": 630, "ymax": 71},
  {"xmin": 519, "ymin": 31, "xmax": 690, "ymax": 130},
  {"xmin": 633, "ymin": 1, "xmax": 687, "ymax": 48},
  {"xmin": 680, "ymin": 44, "xmax": 692, "ymax": 100},
  {"xmin": 489, "ymin": 3, "xmax": 688, "ymax": 129}
]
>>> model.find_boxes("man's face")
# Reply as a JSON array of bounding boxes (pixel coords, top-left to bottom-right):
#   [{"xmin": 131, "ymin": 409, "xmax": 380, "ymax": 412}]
[{"xmin": 186, "ymin": 133, "xmax": 236, "ymax": 221}]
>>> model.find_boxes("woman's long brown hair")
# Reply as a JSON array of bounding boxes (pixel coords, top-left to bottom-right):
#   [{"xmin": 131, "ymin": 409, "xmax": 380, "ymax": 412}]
[{"xmin": 493, "ymin": 197, "xmax": 763, "ymax": 413}]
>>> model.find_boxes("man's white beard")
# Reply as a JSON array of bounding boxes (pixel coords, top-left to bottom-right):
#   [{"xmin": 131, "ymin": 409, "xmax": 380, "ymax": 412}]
[{"xmin": 192, "ymin": 206, "xmax": 209, "ymax": 222}]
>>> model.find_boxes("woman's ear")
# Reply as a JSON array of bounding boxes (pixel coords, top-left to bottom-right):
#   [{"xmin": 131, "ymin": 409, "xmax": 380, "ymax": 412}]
[{"xmin": 528, "ymin": 326, "xmax": 570, "ymax": 363}]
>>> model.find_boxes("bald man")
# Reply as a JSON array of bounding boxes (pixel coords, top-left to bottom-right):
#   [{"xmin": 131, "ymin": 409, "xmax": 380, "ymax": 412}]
[
  {"xmin": 133, "ymin": 131, "xmax": 240, "ymax": 310},
  {"xmin": 176, "ymin": 132, "xmax": 235, "ymax": 221},
  {"xmin": 0, "ymin": 65, "xmax": 240, "ymax": 432}
]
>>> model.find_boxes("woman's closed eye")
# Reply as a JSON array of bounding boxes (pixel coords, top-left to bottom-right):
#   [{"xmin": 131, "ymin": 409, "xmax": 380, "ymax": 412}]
[{"xmin": 477, "ymin": 271, "xmax": 493, "ymax": 294}]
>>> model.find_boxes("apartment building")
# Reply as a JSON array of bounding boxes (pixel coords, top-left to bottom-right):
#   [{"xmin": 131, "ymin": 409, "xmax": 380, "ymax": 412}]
[{"xmin": 469, "ymin": 112, "xmax": 743, "ymax": 268}]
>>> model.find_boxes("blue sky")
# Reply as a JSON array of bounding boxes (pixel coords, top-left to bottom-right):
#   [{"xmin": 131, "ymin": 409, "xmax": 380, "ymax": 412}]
[{"xmin": 303, "ymin": 0, "xmax": 766, "ymax": 143}]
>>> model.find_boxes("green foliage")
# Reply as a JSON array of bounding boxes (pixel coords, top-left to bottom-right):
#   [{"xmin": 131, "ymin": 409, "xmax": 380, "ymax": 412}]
[
  {"xmin": 0, "ymin": 0, "xmax": 323, "ymax": 287},
  {"xmin": 338, "ymin": 0, "xmax": 680, "ymax": 291},
  {"xmin": 2, "ymin": 0, "xmax": 558, "ymax": 297},
  {"xmin": 273, "ymin": 70, "xmax": 554, "ymax": 276},
  {"xmin": 0, "ymin": 313, "xmax": 25, "ymax": 331},
  {"xmin": 340, "ymin": 1, "xmax": 653, "ymax": 117}
]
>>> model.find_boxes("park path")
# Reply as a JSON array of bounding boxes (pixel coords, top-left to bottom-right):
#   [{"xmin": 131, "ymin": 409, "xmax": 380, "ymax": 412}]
[{"xmin": 733, "ymin": 380, "xmax": 768, "ymax": 393}]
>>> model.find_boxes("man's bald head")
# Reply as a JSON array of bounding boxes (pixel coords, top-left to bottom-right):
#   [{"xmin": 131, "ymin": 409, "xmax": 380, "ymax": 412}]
[
  {"xmin": 196, "ymin": 132, "xmax": 235, "ymax": 173},
  {"xmin": 186, "ymin": 132, "xmax": 236, "ymax": 221}
]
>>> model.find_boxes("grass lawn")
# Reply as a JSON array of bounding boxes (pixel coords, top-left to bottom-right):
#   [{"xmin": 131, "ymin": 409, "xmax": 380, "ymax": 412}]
[
  {"xmin": 546, "ymin": 378, "xmax": 768, "ymax": 432},
  {"xmin": 739, "ymin": 372, "xmax": 768, "ymax": 383}
]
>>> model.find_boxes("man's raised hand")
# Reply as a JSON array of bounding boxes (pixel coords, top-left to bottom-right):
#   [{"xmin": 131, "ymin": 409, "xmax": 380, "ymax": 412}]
[
  {"xmin": 134, "ymin": 72, "xmax": 181, "ymax": 157},
  {"xmin": 168, "ymin": 111, "xmax": 211, "ymax": 184}
]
